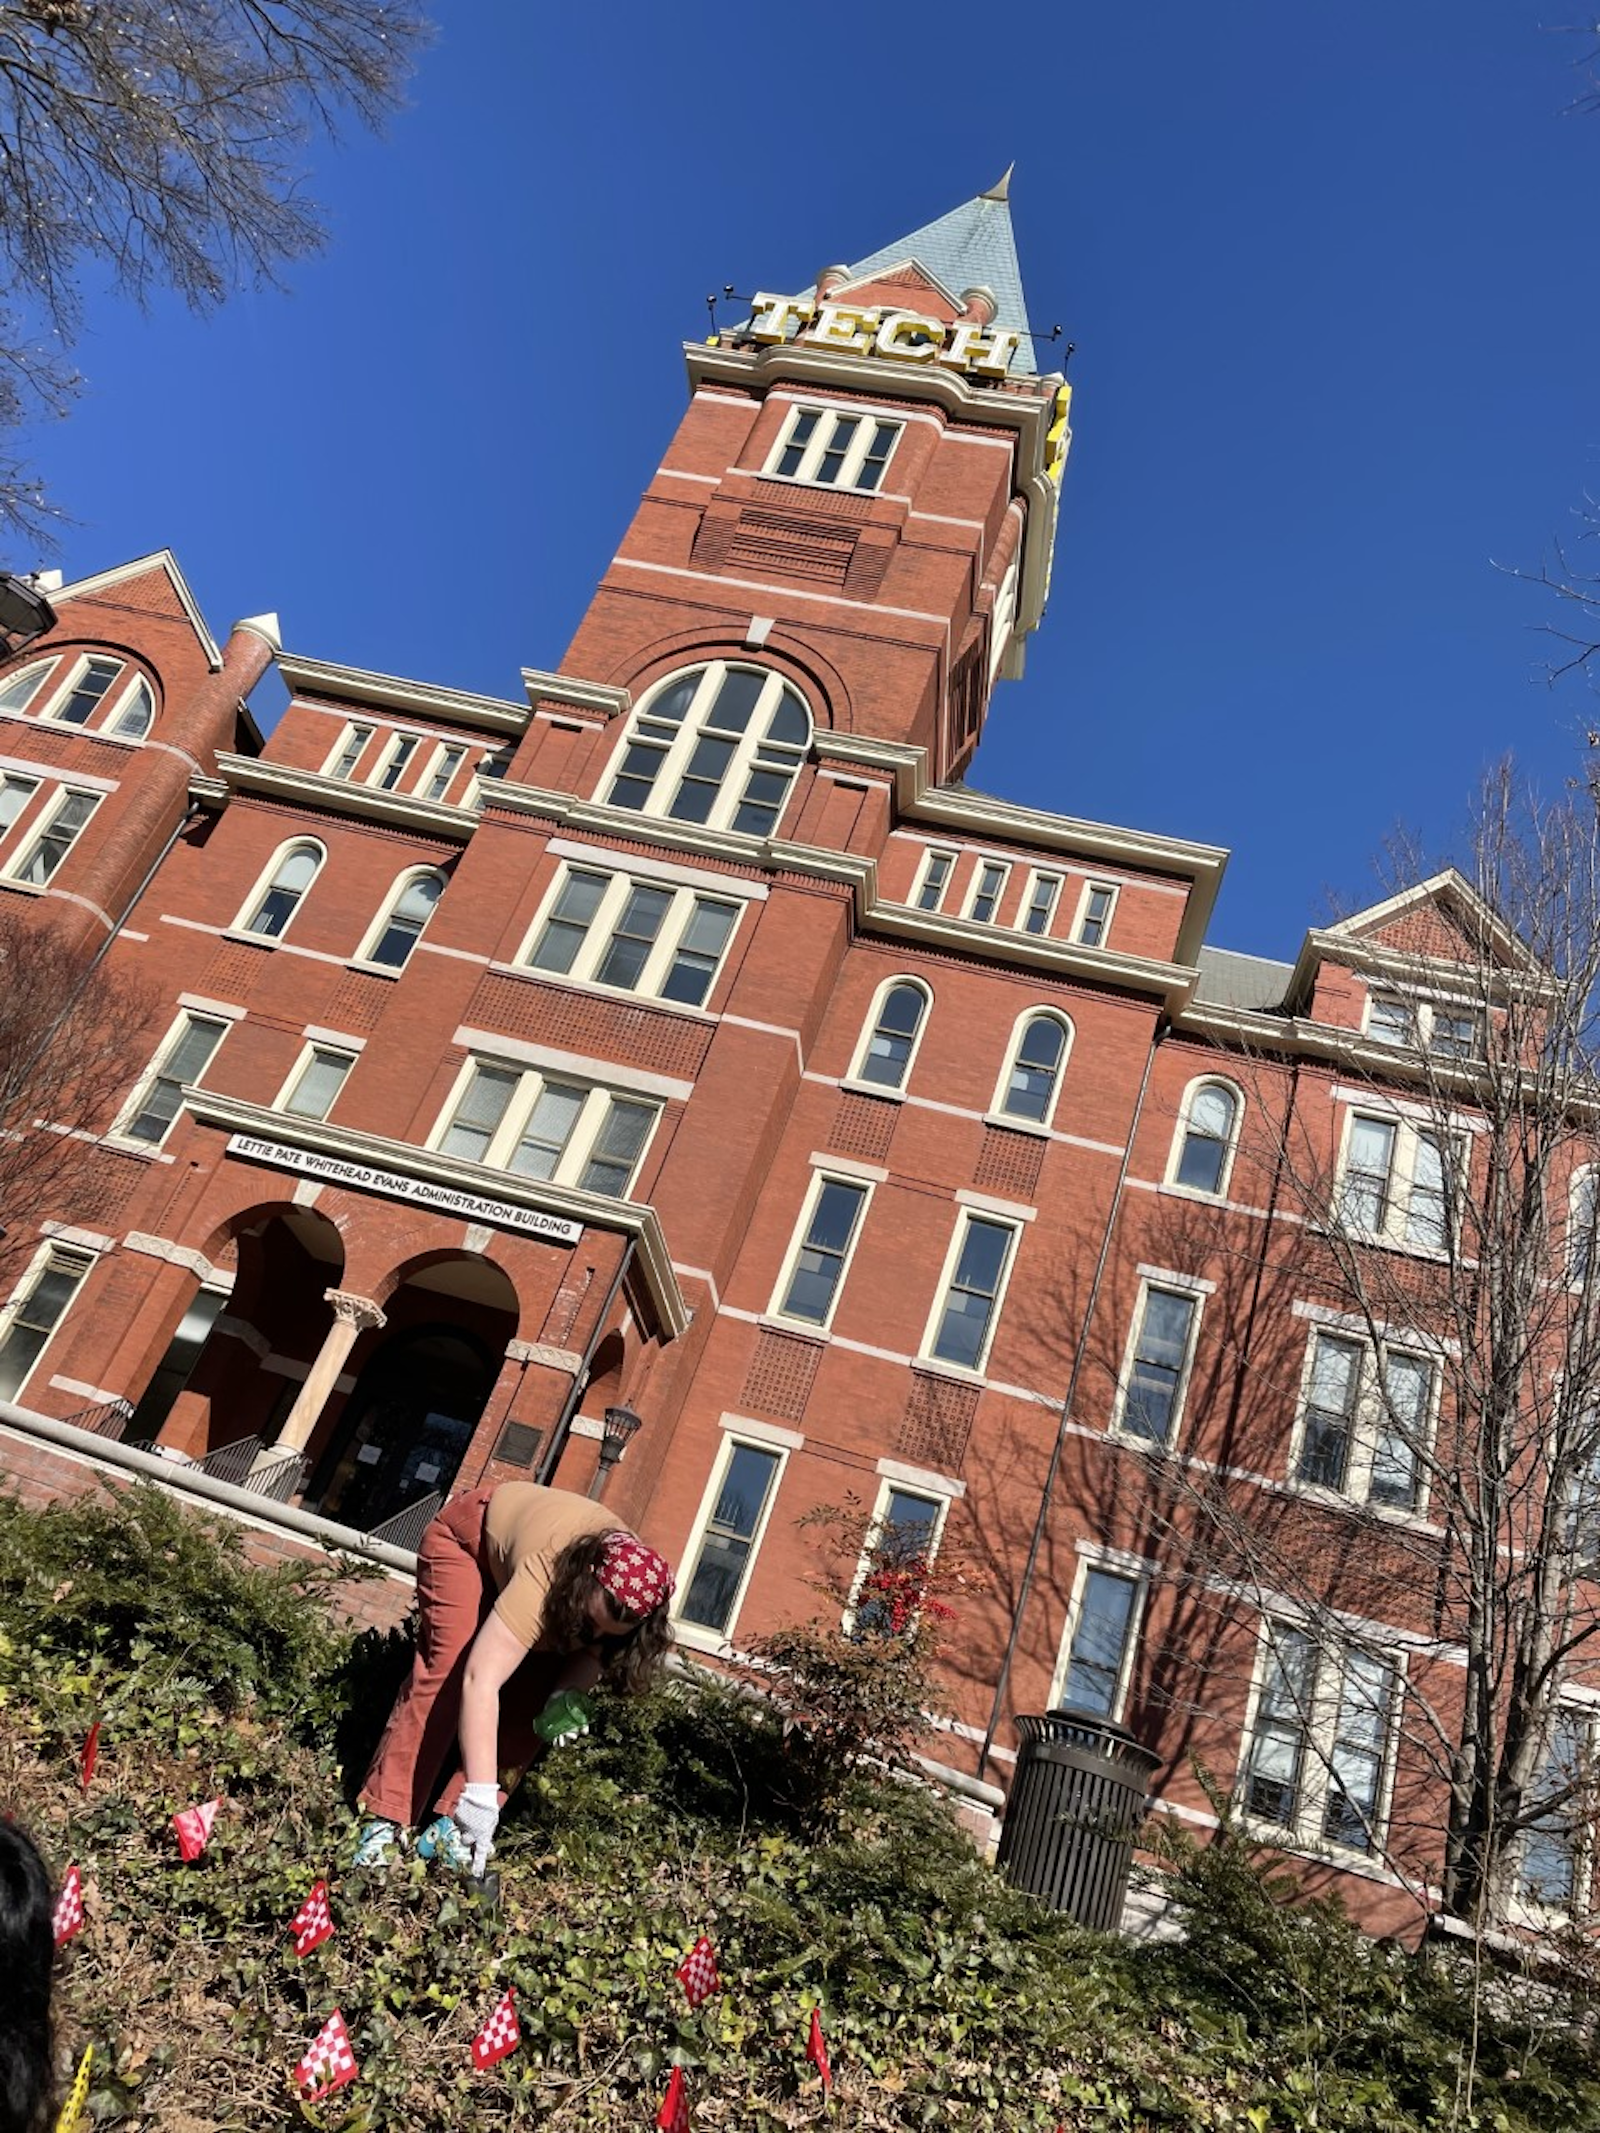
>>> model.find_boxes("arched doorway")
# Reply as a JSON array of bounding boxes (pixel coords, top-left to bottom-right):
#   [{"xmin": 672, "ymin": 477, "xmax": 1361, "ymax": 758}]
[{"xmin": 307, "ymin": 1323, "xmax": 497, "ymax": 1532}]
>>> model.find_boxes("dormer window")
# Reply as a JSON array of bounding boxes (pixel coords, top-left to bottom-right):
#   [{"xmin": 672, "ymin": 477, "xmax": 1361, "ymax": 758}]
[
  {"xmin": 605, "ymin": 662, "xmax": 810, "ymax": 839},
  {"xmin": 765, "ymin": 404, "xmax": 902, "ymax": 493},
  {"xmin": 1365, "ymin": 991, "xmax": 1482, "ymax": 1061}
]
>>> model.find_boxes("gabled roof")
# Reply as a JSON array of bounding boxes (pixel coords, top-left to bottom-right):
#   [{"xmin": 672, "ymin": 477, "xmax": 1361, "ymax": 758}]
[
  {"xmin": 812, "ymin": 170, "xmax": 1037, "ymax": 374},
  {"xmin": 50, "ymin": 550, "xmax": 223, "ymax": 670}
]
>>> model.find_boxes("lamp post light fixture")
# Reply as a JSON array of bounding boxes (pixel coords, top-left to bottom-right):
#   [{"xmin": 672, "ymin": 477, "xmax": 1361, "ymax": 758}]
[
  {"xmin": 0, "ymin": 573, "xmax": 56, "ymax": 655},
  {"xmin": 588, "ymin": 1401, "xmax": 643, "ymax": 1500}
]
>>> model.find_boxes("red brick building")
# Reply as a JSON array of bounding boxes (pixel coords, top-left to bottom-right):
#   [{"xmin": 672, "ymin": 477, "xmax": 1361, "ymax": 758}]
[{"xmin": 0, "ymin": 180, "xmax": 1583, "ymax": 1937}]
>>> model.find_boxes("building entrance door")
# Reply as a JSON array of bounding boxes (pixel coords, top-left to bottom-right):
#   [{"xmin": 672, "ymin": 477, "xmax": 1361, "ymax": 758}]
[{"xmin": 309, "ymin": 1326, "xmax": 493, "ymax": 1532}]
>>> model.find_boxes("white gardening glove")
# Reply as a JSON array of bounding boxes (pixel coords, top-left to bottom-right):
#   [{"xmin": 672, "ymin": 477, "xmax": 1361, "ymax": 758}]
[{"xmin": 452, "ymin": 1782, "xmax": 501, "ymax": 1876}]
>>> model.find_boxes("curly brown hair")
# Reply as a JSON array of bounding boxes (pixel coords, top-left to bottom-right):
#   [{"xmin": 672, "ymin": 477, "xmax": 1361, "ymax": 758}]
[{"xmin": 541, "ymin": 1530, "xmax": 674, "ymax": 1696}]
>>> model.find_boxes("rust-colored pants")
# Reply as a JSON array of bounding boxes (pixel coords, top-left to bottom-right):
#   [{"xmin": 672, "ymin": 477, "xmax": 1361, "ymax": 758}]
[{"xmin": 359, "ymin": 1485, "xmax": 560, "ymax": 1827}]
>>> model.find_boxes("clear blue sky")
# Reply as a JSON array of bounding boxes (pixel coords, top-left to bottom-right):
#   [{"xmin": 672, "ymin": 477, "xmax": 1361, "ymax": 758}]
[{"xmin": 11, "ymin": 2, "xmax": 1600, "ymax": 960}]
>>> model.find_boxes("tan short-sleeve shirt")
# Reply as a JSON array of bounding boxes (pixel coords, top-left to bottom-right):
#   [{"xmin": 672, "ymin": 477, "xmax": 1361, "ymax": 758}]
[{"xmin": 482, "ymin": 1483, "xmax": 622, "ymax": 1650}]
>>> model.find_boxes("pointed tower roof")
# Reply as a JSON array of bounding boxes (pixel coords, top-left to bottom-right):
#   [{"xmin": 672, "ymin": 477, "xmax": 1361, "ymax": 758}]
[{"xmin": 831, "ymin": 171, "xmax": 1036, "ymax": 371}]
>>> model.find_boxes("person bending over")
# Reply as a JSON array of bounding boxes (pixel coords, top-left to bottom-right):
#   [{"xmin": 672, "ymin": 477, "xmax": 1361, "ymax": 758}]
[
  {"xmin": 0, "ymin": 1822, "xmax": 55, "ymax": 2133},
  {"xmin": 356, "ymin": 1480, "xmax": 675, "ymax": 1872}
]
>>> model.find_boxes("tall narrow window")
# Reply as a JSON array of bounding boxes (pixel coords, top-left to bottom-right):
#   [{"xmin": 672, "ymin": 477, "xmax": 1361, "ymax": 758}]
[
  {"xmin": 123, "ymin": 1014, "xmax": 229, "ymax": 1146},
  {"xmin": 281, "ymin": 1046, "xmax": 356, "ymax": 1122},
  {"xmin": 53, "ymin": 657, "xmax": 122, "ymax": 726},
  {"xmin": 0, "ymin": 1245, "xmax": 95, "ymax": 1401},
  {"xmin": 577, "ymin": 1099, "xmax": 656, "ymax": 1196},
  {"xmin": 439, "ymin": 1064, "xmax": 517, "ymax": 1162},
  {"xmin": 1517, "ymin": 1710, "xmax": 1589, "ymax": 1910},
  {"xmin": 1171, "ymin": 1081, "xmax": 1240, "ymax": 1195},
  {"xmin": 1075, "ymin": 883, "xmax": 1116, "ymax": 947},
  {"xmin": 852, "ymin": 1487, "xmax": 943, "ymax": 1636},
  {"xmin": 928, "ymin": 1215, "xmax": 1017, "ymax": 1372},
  {"xmin": 997, "ymin": 1013, "xmax": 1070, "ymax": 1126},
  {"xmin": 1322, "ymin": 1649, "xmax": 1396, "ymax": 1851},
  {"xmin": 1057, "ymin": 1567, "xmax": 1141, "ymax": 1718},
  {"xmin": 366, "ymin": 871, "xmax": 444, "ymax": 969},
  {"xmin": 679, "ymin": 1441, "xmax": 783, "ymax": 1633},
  {"xmin": 1296, "ymin": 1334, "xmax": 1363, "ymax": 1492},
  {"xmin": 777, "ymin": 1177, "xmax": 870, "ymax": 1327},
  {"xmin": 1117, "ymin": 1285, "xmax": 1200, "ymax": 1445},
  {"xmin": 110, "ymin": 677, "xmax": 154, "ymax": 739},
  {"xmin": 375, "ymin": 735, "xmax": 418, "ymax": 791},
  {"xmin": 606, "ymin": 663, "xmax": 810, "ymax": 838},
  {"xmin": 1340, "ymin": 1116, "xmax": 1397, "ymax": 1234},
  {"xmin": 529, "ymin": 869, "xmax": 608, "ymax": 975},
  {"xmin": 1020, "ymin": 871, "xmax": 1062, "ymax": 936},
  {"xmin": 853, "ymin": 981, "xmax": 928, "ymax": 1091},
  {"xmin": 1572, "ymin": 1168, "xmax": 1597, "ymax": 1289},
  {"xmin": 327, "ymin": 724, "xmax": 374, "ymax": 779},
  {"xmin": 422, "ymin": 744, "xmax": 466, "ymax": 801},
  {"xmin": 914, "ymin": 849, "xmax": 955, "ymax": 912},
  {"xmin": 1242, "ymin": 1625, "xmax": 1317, "ymax": 1829},
  {"xmin": 966, "ymin": 861, "xmax": 1009, "ymax": 925},
  {"xmin": 661, "ymin": 899, "xmax": 738, "ymax": 1006},
  {"xmin": 241, "ymin": 842, "xmax": 322, "ymax": 939},
  {"xmin": 0, "ymin": 772, "xmax": 38, "ymax": 834},
  {"xmin": 595, "ymin": 882, "xmax": 672, "ymax": 989},
  {"xmin": 8, "ymin": 789, "xmax": 100, "ymax": 886}
]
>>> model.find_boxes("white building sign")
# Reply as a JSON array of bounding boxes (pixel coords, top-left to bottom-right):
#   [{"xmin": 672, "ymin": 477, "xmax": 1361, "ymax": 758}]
[{"xmin": 226, "ymin": 1135, "xmax": 583, "ymax": 1244}]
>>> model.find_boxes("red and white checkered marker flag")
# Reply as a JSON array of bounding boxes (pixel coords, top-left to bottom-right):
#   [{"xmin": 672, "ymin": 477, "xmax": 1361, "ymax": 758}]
[
  {"xmin": 807, "ymin": 2006, "xmax": 831, "ymax": 2094},
  {"xmin": 52, "ymin": 1864, "xmax": 84, "ymax": 1946},
  {"xmin": 655, "ymin": 2065, "xmax": 690, "ymax": 2132},
  {"xmin": 289, "ymin": 1879, "xmax": 334, "ymax": 1957},
  {"xmin": 79, "ymin": 1721, "xmax": 100, "ymax": 1793},
  {"xmin": 172, "ymin": 1797, "xmax": 220, "ymax": 1861},
  {"xmin": 674, "ymin": 1933, "xmax": 721, "ymax": 2008},
  {"xmin": 294, "ymin": 2009, "xmax": 358, "ymax": 2101},
  {"xmin": 470, "ymin": 1987, "xmax": 520, "ymax": 2070}
]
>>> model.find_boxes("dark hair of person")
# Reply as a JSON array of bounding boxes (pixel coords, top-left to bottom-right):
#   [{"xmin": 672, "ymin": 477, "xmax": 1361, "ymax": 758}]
[
  {"xmin": 0, "ymin": 1821, "xmax": 55, "ymax": 2133},
  {"xmin": 542, "ymin": 1530, "xmax": 674, "ymax": 1695}
]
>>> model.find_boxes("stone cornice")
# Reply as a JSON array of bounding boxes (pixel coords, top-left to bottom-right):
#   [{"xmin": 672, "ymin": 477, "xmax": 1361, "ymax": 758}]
[
  {"xmin": 683, "ymin": 340, "xmax": 1054, "ymax": 449},
  {"xmin": 278, "ymin": 653, "xmax": 529, "ymax": 736},
  {"xmin": 873, "ymin": 900, "xmax": 1198, "ymax": 1009},
  {"xmin": 522, "ymin": 668, "xmax": 632, "ymax": 720},
  {"xmin": 209, "ymin": 753, "xmax": 479, "ymax": 842},
  {"xmin": 181, "ymin": 1089, "xmax": 690, "ymax": 1338}
]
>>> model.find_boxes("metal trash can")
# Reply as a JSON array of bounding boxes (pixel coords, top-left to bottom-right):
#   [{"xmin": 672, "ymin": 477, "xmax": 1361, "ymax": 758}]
[{"xmin": 996, "ymin": 1710, "xmax": 1161, "ymax": 1930}]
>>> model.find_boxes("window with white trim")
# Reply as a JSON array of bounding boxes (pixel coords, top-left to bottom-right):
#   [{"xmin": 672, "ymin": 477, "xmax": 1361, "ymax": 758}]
[
  {"xmin": 678, "ymin": 1438, "xmax": 786, "ymax": 1634},
  {"xmin": 1019, "ymin": 870, "xmax": 1062, "ymax": 937},
  {"xmin": 1570, "ymin": 1167, "xmax": 1597, "ymax": 1290},
  {"xmin": 120, "ymin": 1012, "xmax": 230, "ymax": 1146},
  {"xmin": 374, "ymin": 734, "xmax": 418, "ymax": 792},
  {"xmin": 279, "ymin": 1045, "xmax": 357, "ymax": 1122},
  {"xmin": 0, "ymin": 771, "xmax": 38, "ymax": 836},
  {"xmin": 1053, "ymin": 1564, "xmax": 1144, "ymax": 1719},
  {"xmin": 1365, "ymin": 991, "xmax": 1483, "ymax": 1061},
  {"xmin": 523, "ymin": 865, "xmax": 742, "ymax": 1009},
  {"xmin": 362, "ymin": 869, "xmax": 445, "ymax": 969},
  {"xmin": 1073, "ymin": 882, "xmax": 1117, "ymax": 948},
  {"xmin": 1515, "ymin": 1708, "xmax": 1592, "ymax": 1911},
  {"xmin": 765, "ymin": 403, "xmax": 902, "ymax": 492},
  {"xmin": 238, "ymin": 840, "xmax": 324, "ymax": 940},
  {"xmin": 434, "ymin": 1059, "xmax": 659, "ymax": 1196},
  {"xmin": 0, "ymin": 1242, "xmax": 95, "ymax": 1401},
  {"xmin": 850, "ymin": 979, "xmax": 929, "ymax": 1092},
  {"xmin": 1337, "ymin": 1112, "xmax": 1460, "ymax": 1253},
  {"xmin": 1292, "ymin": 1329, "xmax": 1435, "ymax": 1511},
  {"xmin": 52, "ymin": 655, "xmax": 123, "ymax": 727},
  {"xmin": 1168, "ymin": 1078, "xmax": 1243, "ymax": 1197},
  {"xmin": 605, "ymin": 662, "xmax": 810, "ymax": 838},
  {"xmin": 1114, "ymin": 1282, "xmax": 1202, "ymax": 1445},
  {"xmin": 849, "ymin": 1483, "xmax": 945, "ymax": 1636},
  {"xmin": 913, "ymin": 848, "xmax": 955, "ymax": 913},
  {"xmin": 109, "ymin": 677, "xmax": 154, "ymax": 740},
  {"xmin": 966, "ymin": 860, "xmax": 1009, "ymax": 925},
  {"xmin": 1241, "ymin": 1621, "xmax": 1399, "ymax": 1857},
  {"xmin": 325, "ymin": 723, "xmax": 374, "ymax": 780},
  {"xmin": 924, "ymin": 1212, "xmax": 1019, "ymax": 1373},
  {"xmin": 0, "ymin": 658, "xmax": 50, "ymax": 716},
  {"xmin": 994, "ymin": 1011, "xmax": 1072, "ymax": 1127},
  {"xmin": 422, "ymin": 744, "xmax": 466, "ymax": 802},
  {"xmin": 773, "ymin": 1174, "xmax": 871, "ymax": 1329},
  {"xmin": 2, "ymin": 785, "xmax": 101, "ymax": 886}
]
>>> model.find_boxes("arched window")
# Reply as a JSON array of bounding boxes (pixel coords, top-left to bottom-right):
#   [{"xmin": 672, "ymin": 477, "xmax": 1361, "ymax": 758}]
[
  {"xmin": 851, "ymin": 979, "xmax": 930, "ymax": 1092},
  {"xmin": 1170, "ymin": 1078, "xmax": 1242, "ymax": 1196},
  {"xmin": 994, "ymin": 1011, "xmax": 1072, "ymax": 1127},
  {"xmin": 365, "ymin": 869, "xmax": 445, "ymax": 969},
  {"xmin": 239, "ymin": 841, "xmax": 324, "ymax": 939},
  {"xmin": 109, "ymin": 676, "xmax": 155, "ymax": 739},
  {"xmin": 605, "ymin": 662, "xmax": 811, "ymax": 838},
  {"xmin": 52, "ymin": 655, "xmax": 124, "ymax": 726},
  {"xmin": 0, "ymin": 658, "xmax": 51, "ymax": 716}
]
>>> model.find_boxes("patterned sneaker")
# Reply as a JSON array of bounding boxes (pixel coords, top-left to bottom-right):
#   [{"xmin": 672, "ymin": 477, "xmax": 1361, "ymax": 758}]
[
  {"xmin": 352, "ymin": 1816, "xmax": 404, "ymax": 1868},
  {"xmin": 415, "ymin": 1812, "xmax": 471, "ymax": 1870}
]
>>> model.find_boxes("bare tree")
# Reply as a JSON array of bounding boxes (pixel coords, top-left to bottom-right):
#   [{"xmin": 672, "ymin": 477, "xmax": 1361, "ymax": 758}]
[
  {"xmin": 0, "ymin": 905, "xmax": 154, "ymax": 1284},
  {"xmin": 0, "ymin": 0, "xmax": 429, "ymax": 549},
  {"xmin": 1101, "ymin": 764, "xmax": 1600, "ymax": 1934}
]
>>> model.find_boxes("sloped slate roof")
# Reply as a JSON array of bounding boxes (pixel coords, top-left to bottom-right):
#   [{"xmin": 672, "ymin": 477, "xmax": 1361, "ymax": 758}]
[{"xmin": 1193, "ymin": 946, "xmax": 1294, "ymax": 1012}]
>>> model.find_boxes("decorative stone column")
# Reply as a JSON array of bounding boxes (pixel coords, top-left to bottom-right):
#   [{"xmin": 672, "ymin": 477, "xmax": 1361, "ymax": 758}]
[{"xmin": 271, "ymin": 1290, "xmax": 386, "ymax": 1455}]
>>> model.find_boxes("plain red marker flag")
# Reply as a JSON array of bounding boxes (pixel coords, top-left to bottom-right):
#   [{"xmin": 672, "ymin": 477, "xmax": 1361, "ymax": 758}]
[
  {"xmin": 807, "ymin": 2006, "xmax": 831, "ymax": 2094},
  {"xmin": 289, "ymin": 1879, "xmax": 334, "ymax": 1957},
  {"xmin": 79, "ymin": 1721, "xmax": 100, "ymax": 1792},
  {"xmin": 471, "ymin": 1987, "xmax": 520, "ymax": 2070},
  {"xmin": 656, "ymin": 2065, "xmax": 690, "ymax": 2132}
]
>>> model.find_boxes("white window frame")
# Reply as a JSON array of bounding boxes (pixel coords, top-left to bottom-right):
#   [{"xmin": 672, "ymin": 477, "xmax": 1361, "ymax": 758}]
[
  {"xmin": 371, "ymin": 732, "xmax": 420, "ymax": 792},
  {"xmin": 1363, "ymin": 989, "xmax": 1483, "ymax": 1061},
  {"xmin": 769, "ymin": 1170, "xmax": 874, "ymax": 1332},
  {"xmin": 0, "ymin": 783, "xmax": 102, "ymax": 887},
  {"xmin": 1048, "ymin": 1556, "xmax": 1148, "ymax": 1721},
  {"xmin": 518, "ymin": 863, "xmax": 745, "ymax": 1010},
  {"xmin": 233, "ymin": 837, "xmax": 326, "ymax": 941},
  {"xmin": 603, "ymin": 661, "xmax": 811, "ymax": 839},
  {"xmin": 0, "ymin": 1239, "xmax": 97, "ymax": 1401},
  {"xmin": 1072, "ymin": 880, "xmax": 1118, "ymax": 948},
  {"xmin": 0, "ymin": 657, "xmax": 52, "ymax": 717},
  {"xmin": 1165, "ymin": 1076, "xmax": 1245, "ymax": 1199},
  {"xmin": 1018, "ymin": 869, "xmax": 1062, "ymax": 937},
  {"xmin": 1335, "ymin": 1107, "xmax": 1462, "ymax": 1256},
  {"xmin": 108, "ymin": 675, "xmax": 155, "ymax": 740},
  {"xmin": 275, "ymin": 1042, "xmax": 358, "ymax": 1122},
  {"xmin": 45, "ymin": 653, "xmax": 125, "ymax": 729},
  {"xmin": 843, "ymin": 1478, "xmax": 951, "ymax": 1635},
  {"xmin": 990, "ymin": 1009, "xmax": 1073, "ymax": 1130},
  {"xmin": 673, "ymin": 1425, "xmax": 795, "ymax": 1645},
  {"xmin": 1511, "ymin": 1704, "xmax": 1596, "ymax": 1918},
  {"xmin": 1571, "ymin": 1165, "xmax": 1597, "ymax": 1291},
  {"xmin": 421, "ymin": 743, "xmax": 467, "ymax": 803},
  {"xmin": 354, "ymin": 866, "xmax": 446, "ymax": 971},
  {"xmin": 1289, "ymin": 1327, "xmax": 1439, "ymax": 1513},
  {"xmin": 1111, "ymin": 1278, "xmax": 1206, "ymax": 1446},
  {"xmin": 763, "ymin": 401, "xmax": 904, "ymax": 492},
  {"xmin": 0, "ymin": 770, "xmax": 40, "ymax": 846},
  {"xmin": 112, "ymin": 1009, "xmax": 233, "ymax": 1148},
  {"xmin": 1238, "ymin": 1618, "xmax": 1402, "ymax": 1861},
  {"xmin": 429, "ymin": 1055, "xmax": 661, "ymax": 1197},
  {"xmin": 323, "ymin": 721, "xmax": 375, "ymax": 780},
  {"xmin": 919, "ymin": 1209, "xmax": 1023, "ymax": 1376},
  {"xmin": 965, "ymin": 859, "xmax": 1010, "ymax": 925},
  {"xmin": 913, "ymin": 846, "xmax": 956, "ymax": 913},
  {"xmin": 846, "ymin": 975, "xmax": 932, "ymax": 1095}
]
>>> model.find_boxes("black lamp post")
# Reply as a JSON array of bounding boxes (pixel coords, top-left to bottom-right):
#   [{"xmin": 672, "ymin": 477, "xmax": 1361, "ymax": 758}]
[
  {"xmin": 0, "ymin": 574, "xmax": 56, "ymax": 654},
  {"xmin": 588, "ymin": 1401, "xmax": 643, "ymax": 1500}
]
